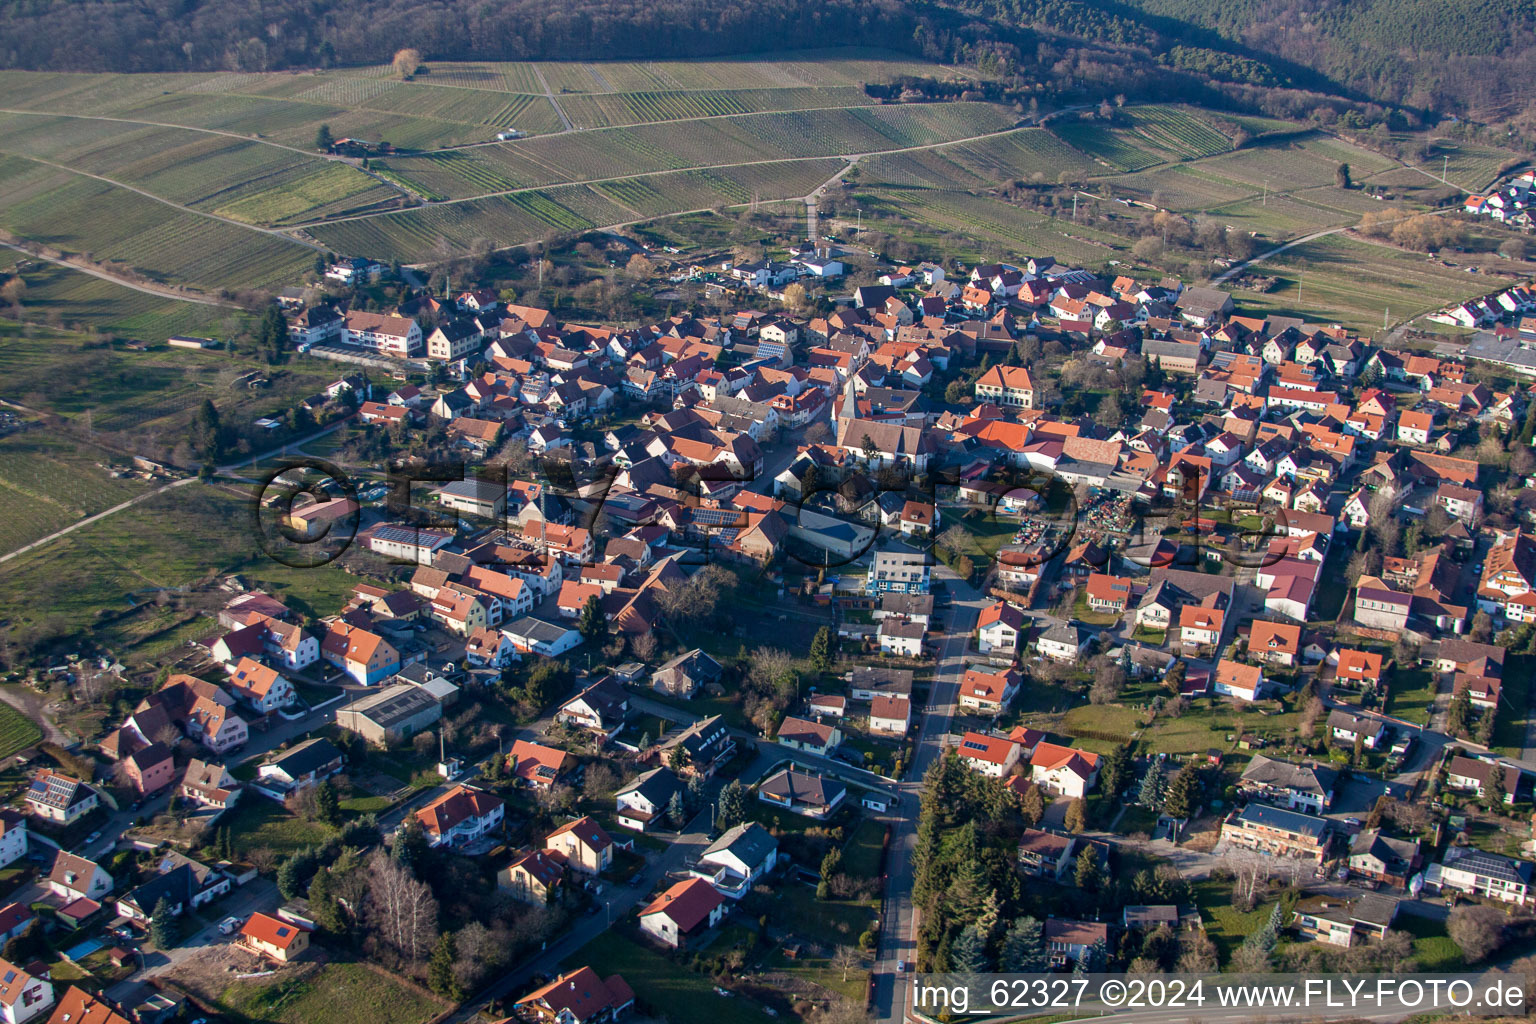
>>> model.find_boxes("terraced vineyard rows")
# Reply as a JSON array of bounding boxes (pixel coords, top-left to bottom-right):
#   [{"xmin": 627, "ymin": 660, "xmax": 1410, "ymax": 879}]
[
  {"xmin": 9, "ymin": 261, "xmax": 242, "ymax": 340},
  {"xmin": 560, "ymin": 86, "xmax": 868, "ymax": 127},
  {"xmin": 360, "ymin": 86, "xmax": 549, "ymax": 127},
  {"xmin": 1123, "ymin": 107, "xmax": 1233, "ymax": 159},
  {"xmin": 0, "ymin": 155, "xmax": 315, "ymax": 290},
  {"xmin": 308, "ymin": 156, "xmax": 845, "ymax": 260},
  {"xmin": 0, "ymin": 116, "xmax": 395, "ymax": 227},
  {"xmin": 1418, "ymin": 142, "xmax": 1521, "ymax": 191},
  {"xmin": 1051, "ymin": 119, "xmax": 1166, "ymax": 172}
]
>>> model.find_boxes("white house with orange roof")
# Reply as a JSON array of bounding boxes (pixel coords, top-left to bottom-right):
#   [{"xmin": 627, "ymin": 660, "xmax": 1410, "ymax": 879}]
[
  {"xmin": 639, "ymin": 878, "xmax": 726, "ymax": 949},
  {"xmin": 976, "ymin": 600, "xmax": 1025, "ymax": 654},
  {"xmin": 958, "ymin": 667, "xmax": 1021, "ymax": 716},
  {"xmin": 224, "ymin": 657, "xmax": 297, "ymax": 714},
  {"xmin": 1247, "ymin": 621, "xmax": 1301, "ymax": 667},
  {"xmin": 957, "ymin": 731, "xmax": 1020, "ymax": 778},
  {"xmin": 415, "ymin": 785, "xmax": 506, "ymax": 848},
  {"xmin": 0, "ymin": 956, "xmax": 52, "ymax": 1024},
  {"xmin": 1333, "ymin": 648, "xmax": 1385, "ymax": 689},
  {"xmin": 1213, "ymin": 659, "xmax": 1265, "ymax": 702},
  {"xmin": 239, "ymin": 912, "xmax": 311, "ymax": 963},
  {"xmin": 1029, "ymin": 742, "xmax": 1101, "ymax": 799},
  {"xmin": 973, "ymin": 365, "xmax": 1035, "ymax": 408}
]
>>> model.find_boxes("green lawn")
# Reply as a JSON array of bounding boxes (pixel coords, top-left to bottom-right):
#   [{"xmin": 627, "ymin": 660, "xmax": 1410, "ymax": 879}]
[
  {"xmin": 1193, "ymin": 878, "xmax": 1275, "ymax": 963},
  {"xmin": 566, "ymin": 930, "xmax": 775, "ymax": 1024},
  {"xmin": 1139, "ymin": 697, "xmax": 1302, "ymax": 755},
  {"xmin": 217, "ymin": 962, "xmax": 445, "ymax": 1024},
  {"xmin": 1490, "ymin": 656, "xmax": 1532, "ymax": 758},
  {"xmin": 0, "ymin": 695, "xmax": 43, "ymax": 759},
  {"xmin": 1071, "ymin": 591, "xmax": 1122, "ymax": 627},
  {"xmin": 773, "ymin": 882, "xmax": 878, "ymax": 948},
  {"xmin": 1398, "ymin": 912, "xmax": 1464, "ymax": 970},
  {"xmin": 218, "ymin": 797, "xmax": 335, "ymax": 858},
  {"xmin": 1060, "ymin": 703, "xmax": 1144, "ymax": 744},
  {"xmin": 1386, "ymin": 668, "xmax": 1437, "ymax": 726},
  {"xmin": 840, "ymin": 817, "xmax": 887, "ymax": 880}
]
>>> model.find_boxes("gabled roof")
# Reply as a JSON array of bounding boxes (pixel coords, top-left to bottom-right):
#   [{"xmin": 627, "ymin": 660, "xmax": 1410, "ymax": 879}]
[
  {"xmin": 703, "ymin": 822, "xmax": 777, "ymax": 868},
  {"xmin": 517, "ymin": 968, "xmax": 635, "ymax": 1024},
  {"xmin": 1030, "ymin": 742, "xmax": 1100, "ymax": 778},
  {"xmin": 416, "ymin": 785, "xmax": 505, "ymax": 837},
  {"xmin": 241, "ymin": 911, "xmax": 308, "ymax": 950},
  {"xmin": 639, "ymin": 877, "xmax": 724, "ymax": 931},
  {"xmin": 546, "ymin": 815, "xmax": 613, "ymax": 853},
  {"xmin": 958, "ymin": 731, "xmax": 1016, "ymax": 766}
]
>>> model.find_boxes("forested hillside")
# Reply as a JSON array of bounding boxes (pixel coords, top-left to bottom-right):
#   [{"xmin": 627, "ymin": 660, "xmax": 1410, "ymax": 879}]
[{"xmin": 0, "ymin": 0, "xmax": 1533, "ymax": 123}]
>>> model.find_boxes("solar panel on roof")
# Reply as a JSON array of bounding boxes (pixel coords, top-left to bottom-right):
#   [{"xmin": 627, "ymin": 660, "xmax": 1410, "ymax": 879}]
[{"xmin": 4, "ymin": 971, "xmax": 15, "ymax": 983}]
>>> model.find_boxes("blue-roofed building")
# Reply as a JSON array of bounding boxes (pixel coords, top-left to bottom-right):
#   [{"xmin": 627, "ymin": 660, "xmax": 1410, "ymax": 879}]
[{"xmin": 1220, "ymin": 802, "xmax": 1332, "ymax": 863}]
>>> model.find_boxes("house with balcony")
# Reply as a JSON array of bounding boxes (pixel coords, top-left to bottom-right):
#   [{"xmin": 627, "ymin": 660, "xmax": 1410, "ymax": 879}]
[
  {"xmin": 545, "ymin": 816, "xmax": 615, "ymax": 875},
  {"xmin": 1433, "ymin": 849, "xmax": 1535, "ymax": 906},
  {"xmin": 976, "ymin": 601, "xmax": 1025, "ymax": 655},
  {"xmin": 1219, "ymin": 804, "xmax": 1332, "ymax": 864},
  {"xmin": 690, "ymin": 822, "xmax": 778, "ymax": 898},
  {"xmin": 1238, "ymin": 755, "xmax": 1338, "ymax": 814},
  {"xmin": 866, "ymin": 551, "xmax": 931, "ymax": 595},
  {"xmin": 1016, "ymin": 829, "xmax": 1076, "ymax": 879},
  {"xmin": 415, "ymin": 785, "xmax": 505, "ymax": 848},
  {"xmin": 615, "ymin": 768, "xmax": 684, "ymax": 832},
  {"xmin": 513, "ymin": 968, "xmax": 635, "ymax": 1024}
]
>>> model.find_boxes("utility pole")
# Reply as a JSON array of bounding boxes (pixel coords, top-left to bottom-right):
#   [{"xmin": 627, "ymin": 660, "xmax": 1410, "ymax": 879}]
[
  {"xmin": 1443, "ymin": 154, "xmax": 1449, "ymax": 182},
  {"xmin": 1262, "ymin": 181, "xmax": 1268, "ymax": 206},
  {"xmin": 1072, "ymin": 194, "xmax": 1078, "ymax": 220}
]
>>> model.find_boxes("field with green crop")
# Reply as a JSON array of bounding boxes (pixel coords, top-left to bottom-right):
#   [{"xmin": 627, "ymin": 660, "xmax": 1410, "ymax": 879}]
[
  {"xmin": 0, "ymin": 154, "xmax": 316, "ymax": 291},
  {"xmin": 856, "ymin": 188, "xmax": 1130, "ymax": 268},
  {"xmin": 0, "ymin": 258, "xmax": 246, "ymax": 340},
  {"xmin": 0, "ymin": 432, "xmax": 152, "ymax": 554},
  {"xmin": 0, "ymin": 702, "xmax": 42, "ymax": 760},
  {"xmin": 1051, "ymin": 105, "xmax": 1237, "ymax": 171},
  {"xmin": 1219, "ymin": 233, "xmax": 1492, "ymax": 332},
  {"xmin": 1415, "ymin": 138, "xmax": 1524, "ymax": 191},
  {"xmin": 0, "ymin": 479, "xmax": 360, "ymax": 657},
  {"xmin": 309, "ymin": 157, "xmax": 845, "ymax": 259},
  {"xmin": 0, "ymin": 113, "xmax": 399, "ymax": 226},
  {"xmin": 0, "ymin": 320, "xmax": 337, "ymax": 436}
]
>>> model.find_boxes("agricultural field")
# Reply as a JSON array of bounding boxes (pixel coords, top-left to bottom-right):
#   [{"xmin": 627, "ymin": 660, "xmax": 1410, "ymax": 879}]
[
  {"xmin": 0, "ymin": 154, "xmax": 316, "ymax": 292},
  {"xmin": 208, "ymin": 961, "xmax": 446, "ymax": 1024},
  {"xmin": 0, "ymin": 258, "xmax": 246, "ymax": 340},
  {"xmin": 859, "ymin": 188, "xmax": 1130, "ymax": 269},
  {"xmin": 1220, "ymin": 233, "xmax": 1494, "ymax": 332},
  {"xmin": 560, "ymin": 86, "xmax": 869, "ymax": 127},
  {"xmin": 0, "ymin": 113, "xmax": 399, "ymax": 226},
  {"xmin": 0, "ymin": 480, "xmax": 359, "ymax": 660},
  {"xmin": 0, "ymin": 702, "xmax": 42, "ymax": 762},
  {"xmin": 0, "ymin": 320, "xmax": 336, "ymax": 437},
  {"xmin": 0, "ymin": 432, "xmax": 152, "ymax": 555},
  {"xmin": 1414, "ymin": 137, "xmax": 1526, "ymax": 191},
  {"xmin": 1051, "ymin": 105, "xmax": 1237, "ymax": 171},
  {"xmin": 309, "ymin": 158, "xmax": 846, "ymax": 260}
]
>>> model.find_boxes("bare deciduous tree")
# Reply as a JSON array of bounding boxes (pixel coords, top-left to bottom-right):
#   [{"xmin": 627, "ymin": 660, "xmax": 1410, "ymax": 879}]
[
  {"xmin": 366, "ymin": 850, "xmax": 439, "ymax": 963},
  {"xmin": 1448, "ymin": 905, "xmax": 1507, "ymax": 963}
]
